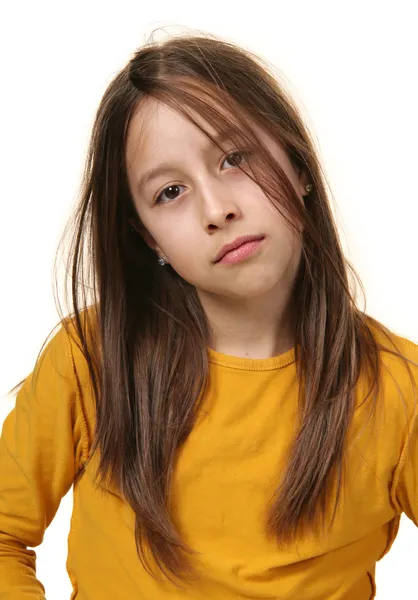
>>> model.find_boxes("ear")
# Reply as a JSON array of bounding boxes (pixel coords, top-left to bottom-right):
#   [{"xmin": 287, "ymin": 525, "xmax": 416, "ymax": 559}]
[
  {"xmin": 297, "ymin": 168, "xmax": 311, "ymax": 198},
  {"xmin": 129, "ymin": 219, "xmax": 157, "ymax": 251}
]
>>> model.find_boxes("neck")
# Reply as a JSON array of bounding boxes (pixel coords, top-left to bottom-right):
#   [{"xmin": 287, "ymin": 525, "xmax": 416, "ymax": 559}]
[{"xmin": 200, "ymin": 289, "xmax": 296, "ymax": 360}]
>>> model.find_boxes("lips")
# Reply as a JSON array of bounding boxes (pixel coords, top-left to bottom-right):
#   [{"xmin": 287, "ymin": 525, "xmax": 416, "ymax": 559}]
[{"xmin": 214, "ymin": 234, "xmax": 265, "ymax": 263}]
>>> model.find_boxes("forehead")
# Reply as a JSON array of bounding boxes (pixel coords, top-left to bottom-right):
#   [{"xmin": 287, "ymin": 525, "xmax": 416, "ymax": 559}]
[
  {"xmin": 126, "ymin": 96, "xmax": 236, "ymax": 165},
  {"xmin": 126, "ymin": 96, "xmax": 289, "ymax": 167}
]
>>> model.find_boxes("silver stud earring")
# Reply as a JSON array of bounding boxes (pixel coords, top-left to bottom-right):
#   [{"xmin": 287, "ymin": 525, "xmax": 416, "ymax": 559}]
[
  {"xmin": 158, "ymin": 256, "xmax": 168, "ymax": 266},
  {"xmin": 305, "ymin": 183, "xmax": 313, "ymax": 195}
]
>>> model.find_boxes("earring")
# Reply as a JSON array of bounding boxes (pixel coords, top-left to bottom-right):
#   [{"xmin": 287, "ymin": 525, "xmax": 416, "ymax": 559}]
[
  {"xmin": 304, "ymin": 183, "xmax": 313, "ymax": 196},
  {"xmin": 158, "ymin": 256, "xmax": 168, "ymax": 266}
]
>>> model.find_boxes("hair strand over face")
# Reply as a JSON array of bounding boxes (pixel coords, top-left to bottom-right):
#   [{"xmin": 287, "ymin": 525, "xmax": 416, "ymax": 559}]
[{"xmin": 12, "ymin": 31, "xmax": 417, "ymax": 586}]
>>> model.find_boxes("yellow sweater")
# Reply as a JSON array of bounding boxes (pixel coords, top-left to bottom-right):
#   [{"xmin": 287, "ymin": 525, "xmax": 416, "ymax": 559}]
[{"xmin": 1, "ymin": 321, "xmax": 418, "ymax": 599}]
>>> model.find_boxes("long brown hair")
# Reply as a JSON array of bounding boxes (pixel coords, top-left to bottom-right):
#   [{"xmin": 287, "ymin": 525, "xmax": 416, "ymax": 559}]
[{"xmin": 9, "ymin": 31, "xmax": 418, "ymax": 587}]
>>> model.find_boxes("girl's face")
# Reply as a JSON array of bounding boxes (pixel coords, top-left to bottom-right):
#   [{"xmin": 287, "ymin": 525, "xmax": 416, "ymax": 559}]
[{"xmin": 126, "ymin": 98, "xmax": 307, "ymax": 304}]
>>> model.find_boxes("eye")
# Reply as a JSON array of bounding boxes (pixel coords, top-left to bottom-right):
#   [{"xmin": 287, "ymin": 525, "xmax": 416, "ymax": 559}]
[
  {"xmin": 222, "ymin": 150, "xmax": 250, "ymax": 169},
  {"xmin": 154, "ymin": 184, "xmax": 186, "ymax": 204},
  {"xmin": 153, "ymin": 150, "xmax": 251, "ymax": 205}
]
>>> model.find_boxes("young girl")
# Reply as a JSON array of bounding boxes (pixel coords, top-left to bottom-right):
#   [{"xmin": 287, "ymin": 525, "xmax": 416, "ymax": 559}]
[{"xmin": 1, "ymin": 32, "xmax": 417, "ymax": 600}]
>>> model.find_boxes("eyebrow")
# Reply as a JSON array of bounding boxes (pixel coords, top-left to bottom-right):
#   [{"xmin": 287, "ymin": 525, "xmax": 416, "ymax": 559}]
[{"xmin": 136, "ymin": 128, "xmax": 240, "ymax": 192}]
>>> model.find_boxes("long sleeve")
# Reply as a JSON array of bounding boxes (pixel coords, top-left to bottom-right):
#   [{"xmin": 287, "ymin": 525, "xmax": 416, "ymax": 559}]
[
  {"xmin": 0, "ymin": 325, "xmax": 90, "ymax": 599},
  {"xmin": 391, "ymin": 403, "xmax": 418, "ymax": 526}
]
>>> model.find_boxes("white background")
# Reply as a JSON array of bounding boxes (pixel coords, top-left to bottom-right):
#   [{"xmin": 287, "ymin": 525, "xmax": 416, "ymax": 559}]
[{"xmin": 0, "ymin": 0, "xmax": 417, "ymax": 598}]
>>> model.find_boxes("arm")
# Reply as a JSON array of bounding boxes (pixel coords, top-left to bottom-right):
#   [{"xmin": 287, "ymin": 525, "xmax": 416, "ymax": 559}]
[{"xmin": 0, "ymin": 325, "xmax": 89, "ymax": 599}]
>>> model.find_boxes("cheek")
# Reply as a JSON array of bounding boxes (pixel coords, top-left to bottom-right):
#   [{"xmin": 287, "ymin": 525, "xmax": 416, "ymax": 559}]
[
  {"xmin": 270, "ymin": 215, "xmax": 303, "ymax": 271},
  {"xmin": 268, "ymin": 198, "xmax": 302, "ymax": 241},
  {"xmin": 163, "ymin": 236, "xmax": 206, "ymax": 279},
  {"xmin": 284, "ymin": 225, "xmax": 303, "ymax": 260},
  {"xmin": 169, "ymin": 257, "xmax": 209, "ymax": 289}
]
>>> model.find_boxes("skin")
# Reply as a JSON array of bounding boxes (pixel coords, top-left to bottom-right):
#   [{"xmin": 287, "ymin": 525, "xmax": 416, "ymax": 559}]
[{"xmin": 125, "ymin": 97, "xmax": 309, "ymax": 359}]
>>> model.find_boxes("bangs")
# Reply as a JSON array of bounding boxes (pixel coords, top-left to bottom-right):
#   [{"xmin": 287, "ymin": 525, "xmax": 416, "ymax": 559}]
[{"xmin": 128, "ymin": 76, "xmax": 305, "ymax": 233}]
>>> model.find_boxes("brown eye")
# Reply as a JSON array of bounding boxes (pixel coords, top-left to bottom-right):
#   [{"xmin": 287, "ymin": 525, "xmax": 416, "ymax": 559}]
[
  {"xmin": 223, "ymin": 150, "xmax": 250, "ymax": 169},
  {"xmin": 155, "ymin": 184, "xmax": 185, "ymax": 204}
]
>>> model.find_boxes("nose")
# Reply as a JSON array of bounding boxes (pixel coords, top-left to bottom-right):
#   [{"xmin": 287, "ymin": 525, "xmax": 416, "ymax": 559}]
[{"xmin": 197, "ymin": 177, "xmax": 242, "ymax": 231}]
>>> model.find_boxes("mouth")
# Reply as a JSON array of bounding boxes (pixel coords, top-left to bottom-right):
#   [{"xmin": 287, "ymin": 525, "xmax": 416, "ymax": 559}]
[
  {"xmin": 214, "ymin": 234, "xmax": 265, "ymax": 263},
  {"xmin": 214, "ymin": 235, "xmax": 265, "ymax": 265}
]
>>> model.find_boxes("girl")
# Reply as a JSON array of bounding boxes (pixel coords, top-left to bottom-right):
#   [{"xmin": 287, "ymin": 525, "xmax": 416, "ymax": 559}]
[{"xmin": 1, "ymin": 32, "xmax": 417, "ymax": 600}]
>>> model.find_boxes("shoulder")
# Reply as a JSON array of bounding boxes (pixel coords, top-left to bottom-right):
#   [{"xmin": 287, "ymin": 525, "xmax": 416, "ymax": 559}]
[
  {"xmin": 364, "ymin": 316, "xmax": 418, "ymax": 425},
  {"xmin": 348, "ymin": 319, "xmax": 418, "ymax": 478},
  {"xmin": 364, "ymin": 315, "xmax": 418, "ymax": 375},
  {"xmin": 61, "ymin": 306, "xmax": 99, "ymax": 381},
  {"xmin": 27, "ymin": 307, "xmax": 99, "ymax": 409},
  {"xmin": 55, "ymin": 309, "xmax": 100, "ymax": 430},
  {"xmin": 371, "ymin": 319, "xmax": 418, "ymax": 386}
]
